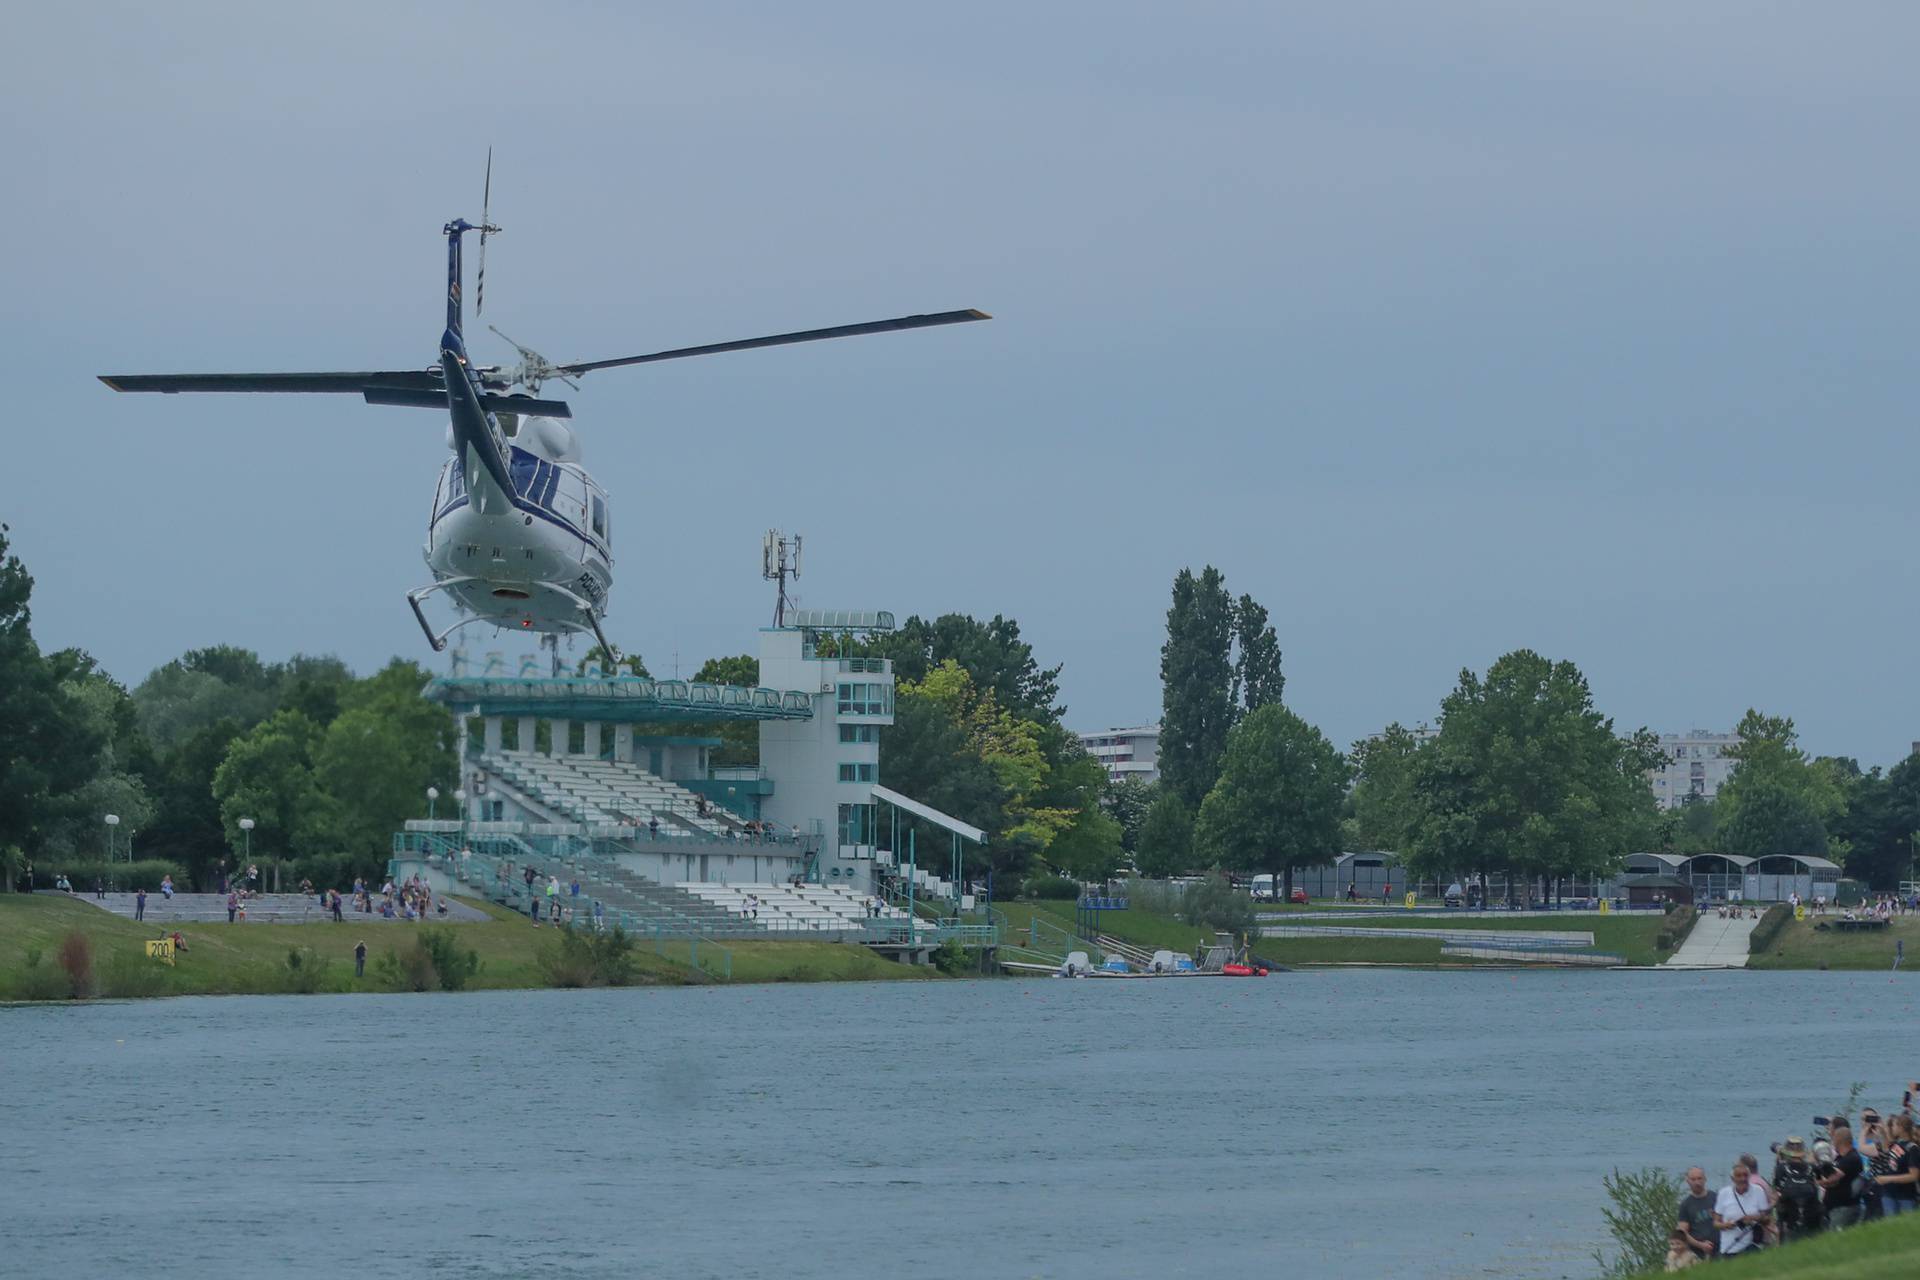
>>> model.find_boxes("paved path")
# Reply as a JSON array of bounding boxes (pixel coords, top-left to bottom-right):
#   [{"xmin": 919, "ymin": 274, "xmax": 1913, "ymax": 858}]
[
  {"xmin": 64, "ymin": 891, "xmax": 489, "ymax": 926},
  {"xmin": 1664, "ymin": 910, "xmax": 1760, "ymax": 968}
]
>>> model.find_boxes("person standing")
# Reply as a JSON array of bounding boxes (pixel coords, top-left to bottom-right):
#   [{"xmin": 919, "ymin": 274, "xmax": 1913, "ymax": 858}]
[
  {"xmin": 1713, "ymin": 1161, "xmax": 1771, "ymax": 1257},
  {"xmin": 330, "ymin": 890, "xmax": 344, "ymax": 923},
  {"xmin": 95, "ymin": 876, "xmax": 106, "ymax": 900},
  {"xmin": 1771, "ymin": 1137, "xmax": 1823, "ymax": 1238},
  {"xmin": 1819, "ymin": 1123, "xmax": 1866, "ymax": 1228},
  {"xmin": 353, "ymin": 940, "xmax": 367, "ymax": 978},
  {"xmin": 134, "ymin": 887, "xmax": 147, "ymax": 922},
  {"xmin": 1677, "ymin": 1166, "xmax": 1718, "ymax": 1262},
  {"xmin": 226, "ymin": 890, "xmax": 239, "ymax": 924},
  {"xmin": 1880, "ymin": 1115, "xmax": 1918, "ymax": 1216}
]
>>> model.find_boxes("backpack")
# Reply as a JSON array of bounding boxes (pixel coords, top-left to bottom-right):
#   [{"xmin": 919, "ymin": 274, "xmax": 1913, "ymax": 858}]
[{"xmin": 1775, "ymin": 1159, "xmax": 1817, "ymax": 1200}]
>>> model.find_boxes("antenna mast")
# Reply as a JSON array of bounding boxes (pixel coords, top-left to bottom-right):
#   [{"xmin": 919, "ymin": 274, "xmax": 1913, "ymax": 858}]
[{"xmin": 762, "ymin": 529, "xmax": 802, "ymax": 626}]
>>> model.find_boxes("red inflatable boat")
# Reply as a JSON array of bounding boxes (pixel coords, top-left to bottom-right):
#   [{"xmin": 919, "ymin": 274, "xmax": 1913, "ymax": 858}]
[{"xmin": 1220, "ymin": 963, "xmax": 1268, "ymax": 977}]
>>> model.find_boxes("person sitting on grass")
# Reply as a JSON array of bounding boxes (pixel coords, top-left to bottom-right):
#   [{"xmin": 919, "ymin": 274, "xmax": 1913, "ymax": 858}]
[{"xmin": 169, "ymin": 931, "xmax": 189, "ymax": 953}]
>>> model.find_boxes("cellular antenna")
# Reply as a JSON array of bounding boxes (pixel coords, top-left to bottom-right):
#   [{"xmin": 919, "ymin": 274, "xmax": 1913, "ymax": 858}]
[{"xmin": 763, "ymin": 529, "xmax": 802, "ymax": 626}]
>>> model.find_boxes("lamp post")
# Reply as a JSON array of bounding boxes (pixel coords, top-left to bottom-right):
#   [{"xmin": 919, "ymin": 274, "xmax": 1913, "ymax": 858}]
[
  {"xmin": 239, "ymin": 817, "xmax": 254, "ymax": 873},
  {"xmin": 104, "ymin": 814, "xmax": 120, "ymax": 864},
  {"xmin": 453, "ymin": 788, "xmax": 468, "ymax": 855},
  {"xmin": 427, "ymin": 786, "xmax": 440, "ymax": 824}
]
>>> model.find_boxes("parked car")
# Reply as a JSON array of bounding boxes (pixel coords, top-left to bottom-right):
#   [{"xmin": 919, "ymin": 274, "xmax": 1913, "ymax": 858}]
[{"xmin": 1290, "ymin": 888, "xmax": 1309, "ymax": 904}]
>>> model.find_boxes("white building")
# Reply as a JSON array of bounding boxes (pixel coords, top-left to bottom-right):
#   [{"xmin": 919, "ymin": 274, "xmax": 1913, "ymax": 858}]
[
  {"xmin": 1077, "ymin": 723, "xmax": 1161, "ymax": 784},
  {"xmin": 1649, "ymin": 730, "xmax": 1739, "ymax": 809},
  {"xmin": 757, "ymin": 610, "xmax": 896, "ymax": 878}
]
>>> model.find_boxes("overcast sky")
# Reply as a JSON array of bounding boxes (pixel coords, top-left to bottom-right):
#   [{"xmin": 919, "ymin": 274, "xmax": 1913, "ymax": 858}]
[{"xmin": 4, "ymin": 3, "xmax": 1915, "ymax": 764}]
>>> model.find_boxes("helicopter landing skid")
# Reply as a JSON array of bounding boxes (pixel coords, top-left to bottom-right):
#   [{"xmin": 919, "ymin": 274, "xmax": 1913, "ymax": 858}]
[
  {"xmin": 536, "ymin": 579, "xmax": 622, "ymax": 667},
  {"xmin": 406, "ymin": 577, "xmax": 486, "ymax": 652}
]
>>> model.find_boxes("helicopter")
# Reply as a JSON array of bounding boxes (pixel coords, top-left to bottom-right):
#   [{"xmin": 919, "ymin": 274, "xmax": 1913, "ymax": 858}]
[{"xmin": 100, "ymin": 167, "xmax": 988, "ymax": 660}]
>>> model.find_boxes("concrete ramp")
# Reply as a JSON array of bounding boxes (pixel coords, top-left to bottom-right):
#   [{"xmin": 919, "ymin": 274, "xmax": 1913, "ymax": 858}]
[{"xmin": 1664, "ymin": 911, "xmax": 1760, "ymax": 968}]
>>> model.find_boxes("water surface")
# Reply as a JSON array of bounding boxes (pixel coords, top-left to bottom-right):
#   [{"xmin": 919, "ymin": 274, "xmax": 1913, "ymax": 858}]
[{"xmin": 4, "ymin": 969, "xmax": 1916, "ymax": 1279}]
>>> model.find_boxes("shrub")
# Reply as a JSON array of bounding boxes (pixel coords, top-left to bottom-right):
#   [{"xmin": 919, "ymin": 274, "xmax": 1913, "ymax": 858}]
[
  {"xmin": 40, "ymin": 860, "xmax": 190, "ymax": 894},
  {"xmin": 590, "ymin": 926, "xmax": 638, "ymax": 986},
  {"xmin": 1025, "ymin": 875, "xmax": 1080, "ymax": 900},
  {"xmin": 931, "ymin": 938, "xmax": 972, "ymax": 976},
  {"xmin": 417, "ymin": 929, "xmax": 481, "ymax": 991},
  {"xmin": 9, "ymin": 948, "xmax": 69, "ymax": 1001},
  {"xmin": 1592, "ymin": 1166, "xmax": 1680, "ymax": 1276},
  {"xmin": 536, "ymin": 927, "xmax": 598, "ymax": 988},
  {"xmin": 101, "ymin": 949, "xmax": 170, "ymax": 999},
  {"xmin": 1750, "ymin": 903, "xmax": 1792, "ymax": 953},
  {"xmin": 1186, "ymin": 874, "xmax": 1257, "ymax": 937},
  {"xmin": 56, "ymin": 930, "xmax": 94, "ymax": 998},
  {"xmin": 282, "ymin": 947, "xmax": 334, "ymax": 994},
  {"xmin": 373, "ymin": 941, "xmax": 438, "ymax": 992},
  {"xmin": 1654, "ymin": 905, "xmax": 1699, "ymax": 954}
]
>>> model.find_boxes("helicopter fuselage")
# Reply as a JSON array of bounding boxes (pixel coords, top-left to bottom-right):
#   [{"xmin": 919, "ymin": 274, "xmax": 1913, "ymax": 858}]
[{"xmin": 423, "ymin": 411, "xmax": 613, "ymax": 639}]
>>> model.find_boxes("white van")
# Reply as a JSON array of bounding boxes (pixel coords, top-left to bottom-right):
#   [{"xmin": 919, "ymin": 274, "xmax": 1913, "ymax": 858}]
[{"xmin": 1249, "ymin": 874, "xmax": 1277, "ymax": 901}]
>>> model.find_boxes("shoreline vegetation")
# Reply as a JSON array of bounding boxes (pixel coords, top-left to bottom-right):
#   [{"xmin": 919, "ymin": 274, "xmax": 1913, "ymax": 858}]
[
  {"xmin": 0, "ymin": 894, "xmax": 935, "ymax": 1000},
  {"xmin": 6, "ymin": 891, "xmax": 1914, "ymax": 1003}
]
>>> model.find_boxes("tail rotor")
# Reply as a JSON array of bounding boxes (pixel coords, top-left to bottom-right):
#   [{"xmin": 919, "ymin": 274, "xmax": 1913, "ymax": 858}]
[{"xmin": 476, "ymin": 147, "xmax": 499, "ymax": 316}]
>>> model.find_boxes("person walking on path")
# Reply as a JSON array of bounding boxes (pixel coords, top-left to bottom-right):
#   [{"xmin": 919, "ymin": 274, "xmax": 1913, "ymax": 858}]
[
  {"xmin": 135, "ymin": 888, "xmax": 147, "ymax": 922},
  {"xmin": 353, "ymin": 940, "xmax": 367, "ymax": 978},
  {"xmin": 226, "ymin": 890, "xmax": 239, "ymax": 923}
]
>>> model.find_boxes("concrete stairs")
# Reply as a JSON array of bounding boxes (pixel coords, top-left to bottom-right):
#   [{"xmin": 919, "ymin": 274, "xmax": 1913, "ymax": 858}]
[{"xmin": 1664, "ymin": 910, "xmax": 1760, "ymax": 968}]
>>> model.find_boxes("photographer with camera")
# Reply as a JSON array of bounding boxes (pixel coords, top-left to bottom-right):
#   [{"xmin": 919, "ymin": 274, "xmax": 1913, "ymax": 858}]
[
  {"xmin": 1881, "ymin": 1114, "xmax": 1918, "ymax": 1217},
  {"xmin": 1818, "ymin": 1122, "xmax": 1867, "ymax": 1228},
  {"xmin": 1770, "ymin": 1137, "xmax": 1824, "ymax": 1239},
  {"xmin": 1712, "ymin": 1161, "xmax": 1772, "ymax": 1257}
]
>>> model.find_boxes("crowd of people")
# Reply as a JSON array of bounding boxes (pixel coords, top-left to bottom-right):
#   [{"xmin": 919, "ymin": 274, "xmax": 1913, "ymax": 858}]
[{"xmin": 1666, "ymin": 1091, "xmax": 1918, "ymax": 1268}]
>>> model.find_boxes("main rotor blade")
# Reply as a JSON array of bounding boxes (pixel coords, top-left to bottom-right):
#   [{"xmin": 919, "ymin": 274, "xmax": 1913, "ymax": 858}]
[
  {"xmin": 100, "ymin": 370, "xmax": 443, "ymax": 394},
  {"xmin": 557, "ymin": 308, "xmax": 991, "ymax": 376}
]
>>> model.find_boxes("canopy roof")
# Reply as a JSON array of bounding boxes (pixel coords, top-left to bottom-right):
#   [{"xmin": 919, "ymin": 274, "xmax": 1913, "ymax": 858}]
[
  {"xmin": 422, "ymin": 675, "xmax": 814, "ymax": 722},
  {"xmin": 870, "ymin": 784, "xmax": 985, "ymax": 844}
]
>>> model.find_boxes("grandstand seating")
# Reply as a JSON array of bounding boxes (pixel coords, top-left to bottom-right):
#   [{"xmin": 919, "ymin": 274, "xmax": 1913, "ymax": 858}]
[
  {"xmin": 675, "ymin": 882, "xmax": 914, "ymax": 934},
  {"xmin": 480, "ymin": 752, "xmax": 777, "ymax": 840}
]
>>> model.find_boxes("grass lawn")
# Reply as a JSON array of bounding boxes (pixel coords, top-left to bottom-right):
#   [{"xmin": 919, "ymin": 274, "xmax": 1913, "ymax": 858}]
[
  {"xmin": 1257, "ymin": 913, "xmax": 1678, "ymax": 966},
  {"xmin": 1633, "ymin": 1210, "xmax": 1920, "ymax": 1279},
  {"xmin": 1746, "ymin": 916, "xmax": 1920, "ymax": 971},
  {"xmin": 0, "ymin": 893, "xmax": 933, "ymax": 998}
]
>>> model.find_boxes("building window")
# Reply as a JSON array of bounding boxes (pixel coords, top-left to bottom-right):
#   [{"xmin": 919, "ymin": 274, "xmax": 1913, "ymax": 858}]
[
  {"xmin": 838, "ymin": 724, "xmax": 878, "ymax": 744},
  {"xmin": 837, "ymin": 802, "xmax": 876, "ymax": 846},
  {"xmin": 837, "ymin": 682, "xmax": 891, "ymax": 716},
  {"xmin": 838, "ymin": 762, "xmax": 876, "ymax": 783}
]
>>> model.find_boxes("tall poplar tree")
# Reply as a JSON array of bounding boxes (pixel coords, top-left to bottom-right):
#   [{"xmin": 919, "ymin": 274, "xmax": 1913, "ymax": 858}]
[{"xmin": 1159, "ymin": 566, "xmax": 1236, "ymax": 809}]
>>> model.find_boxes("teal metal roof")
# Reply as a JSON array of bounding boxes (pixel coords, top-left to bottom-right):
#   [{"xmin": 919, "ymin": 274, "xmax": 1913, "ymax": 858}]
[
  {"xmin": 781, "ymin": 608, "xmax": 896, "ymax": 632},
  {"xmin": 422, "ymin": 675, "xmax": 815, "ymax": 722}
]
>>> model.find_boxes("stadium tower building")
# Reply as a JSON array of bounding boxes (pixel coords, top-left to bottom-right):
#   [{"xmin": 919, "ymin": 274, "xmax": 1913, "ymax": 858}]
[{"xmin": 390, "ymin": 610, "xmax": 982, "ymax": 942}]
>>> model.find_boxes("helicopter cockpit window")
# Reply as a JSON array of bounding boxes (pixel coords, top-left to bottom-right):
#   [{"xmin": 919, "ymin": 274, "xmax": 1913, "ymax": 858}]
[{"xmin": 591, "ymin": 496, "xmax": 607, "ymax": 541}]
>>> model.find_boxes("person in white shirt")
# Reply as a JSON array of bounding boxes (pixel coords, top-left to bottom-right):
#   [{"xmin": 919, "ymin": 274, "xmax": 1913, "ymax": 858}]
[{"xmin": 1713, "ymin": 1161, "xmax": 1772, "ymax": 1256}]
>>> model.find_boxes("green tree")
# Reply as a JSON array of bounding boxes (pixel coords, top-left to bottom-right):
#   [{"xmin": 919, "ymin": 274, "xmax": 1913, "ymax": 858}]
[
  {"xmin": 1231, "ymin": 594, "xmax": 1284, "ymax": 714},
  {"xmin": 0, "ymin": 526, "xmax": 106, "ymax": 882},
  {"xmin": 693, "ymin": 655, "xmax": 760, "ymax": 768},
  {"xmin": 1193, "ymin": 704, "xmax": 1348, "ymax": 901},
  {"xmin": 1347, "ymin": 723, "xmax": 1425, "ymax": 852},
  {"xmin": 871, "ymin": 614, "xmax": 1063, "ymax": 722},
  {"xmin": 577, "ymin": 645, "xmax": 650, "ymax": 678},
  {"xmin": 1159, "ymin": 566, "xmax": 1236, "ymax": 809},
  {"xmin": 1135, "ymin": 790, "xmax": 1194, "ymax": 879},
  {"xmin": 1714, "ymin": 710, "xmax": 1845, "ymax": 859},
  {"xmin": 1407, "ymin": 651, "xmax": 1658, "ymax": 903},
  {"xmin": 1045, "ymin": 801, "xmax": 1124, "ymax": 882},
  {"xmin": 880, "ymin": 689, "xmax": 1013, "ymax": 882},
  {"xmin": 211, "ymin": 709, "xmax": 325, "ymax": 865},
  {"xmin": 1104, "ymin": 775, "xmax": 1157, "ymax": 855}
]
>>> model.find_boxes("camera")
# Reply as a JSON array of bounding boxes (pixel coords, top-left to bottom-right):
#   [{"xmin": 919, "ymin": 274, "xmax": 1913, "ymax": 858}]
[{"xmin": 1812, "ymin": 1115, "xmax": 1830, "ymax": 1129}]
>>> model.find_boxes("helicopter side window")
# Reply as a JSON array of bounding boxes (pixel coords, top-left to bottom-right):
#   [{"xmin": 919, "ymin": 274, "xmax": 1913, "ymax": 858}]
[{"xmin": 591, "ymin": 496, "xmax": 607, "ymax": 541}]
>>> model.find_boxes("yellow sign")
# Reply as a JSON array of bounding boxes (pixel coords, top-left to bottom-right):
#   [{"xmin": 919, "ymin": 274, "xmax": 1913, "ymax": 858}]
[
  {"xmin": 145, "ymin": 938, "xmax": 175, "ymax": 965},
  {"xmin": 1599, "ymin": 898, "xmax": 1611, "ymax": 914},
  {"xmin": 1794, "ymin": 905, "xmax": 1806, "ymax": 921},
  {"xmin": 1404, "ymin": 892, "xmax": 1417, "ymax": 909}
]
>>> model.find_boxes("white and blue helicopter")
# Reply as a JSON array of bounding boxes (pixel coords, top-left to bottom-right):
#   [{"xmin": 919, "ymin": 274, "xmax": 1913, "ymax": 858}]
[{"xmin": 101, "ymin": 172, "xmax": 988, "ymax": 660}]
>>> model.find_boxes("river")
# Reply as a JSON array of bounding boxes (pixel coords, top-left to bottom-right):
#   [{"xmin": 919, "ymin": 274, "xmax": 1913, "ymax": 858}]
[{"xmin": 4, "ymin": 968, "xmax": 1916, "ymax": 1279}]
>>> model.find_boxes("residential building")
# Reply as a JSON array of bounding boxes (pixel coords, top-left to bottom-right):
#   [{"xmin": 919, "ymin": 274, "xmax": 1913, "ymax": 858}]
[
  {"xmin": 1078, "ymin": 723, "xmax": 1160, "ymax": 784},
  {"xmin": 1648, "ymin": 730, "xmax": 1739, "ymax": 809}
]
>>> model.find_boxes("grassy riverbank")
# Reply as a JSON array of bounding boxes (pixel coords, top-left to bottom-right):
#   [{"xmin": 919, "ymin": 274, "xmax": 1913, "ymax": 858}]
[
  {"xmin": 1633, "ymin": 1210, "xmax": 1920, "ymax": 1278},
  {"xmin": 1746, "ymin": 915, "xmax": 1919, "ymax": 972},
  {"xmin": 0, "ymin": 894, "xmax": 933, "ymax": 999},
  {"xmin": 1002, "ymin": 896, "xmax": 1680, "ymax": 967}
]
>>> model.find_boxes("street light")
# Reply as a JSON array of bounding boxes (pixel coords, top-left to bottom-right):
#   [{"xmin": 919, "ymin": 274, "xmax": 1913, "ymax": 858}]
[
  {"xmin": 239, "ymin": 817, "xmax": 255, "ymax": 872},
  {"xmin": 104, "ymin": 814, "xmax": 120, "ymax": 863},
  {"xmin": 427, "ymin": 786, "xmax": 440, "ymax": 824},
  {"xmin": 453, "ymin": 788, "xmax": 468, "ymax": 852}
]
